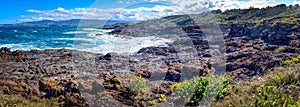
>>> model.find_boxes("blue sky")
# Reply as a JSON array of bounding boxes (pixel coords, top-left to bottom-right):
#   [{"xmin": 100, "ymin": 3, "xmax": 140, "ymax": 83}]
[{"xmin": 0, "ymin": 0, "xmax": 298, "ymax": 24}]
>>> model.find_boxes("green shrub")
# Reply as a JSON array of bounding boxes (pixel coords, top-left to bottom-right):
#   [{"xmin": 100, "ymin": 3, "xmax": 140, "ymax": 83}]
[
  {"xmin": 175, "ymin": 76, "xmax": 208, "ymax": 103},
  {"xmin": 279, "ymin": 55, "xmax": 300, "ymax": 65},
  {"xmin": 170, "ymin": 82, "xmax": 178, "ymax": 93},
  {"xmin": 252, "ymin": 86, "xmax": 297, "ymax": 107},
  {"xmin": 212, "ymin": 63, "xmax": 300, "ymax": 107},
  {"xmin": 130, "ymin": 75, "xmax": 146, "ymax": 93},
  {"xmin": 158, "ymin": 94, "xmax": 167, "ymax": 102},
  {"xmin": 174, "ymin": 75, "xmax": 233, "ymax": 104},
  {"xmin": 150, "ymin": 99, "xmax": 157, "ymax": 105}
]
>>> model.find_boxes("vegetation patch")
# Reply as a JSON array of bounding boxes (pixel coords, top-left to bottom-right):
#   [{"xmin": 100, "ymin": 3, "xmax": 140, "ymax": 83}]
[
  {"xmin": 130, "ymin": 75, "xmax": 147, "ymax": 93},
  {"xmin": 172, "ymin": 75, "xmax": 233, "ymax": 104},
  {"xmin": 212, "ymin": 61, "xmax": 300, "ymax": 107},
  {"xmin": 0, "ymin": 91, "xmax": 60, "ymax": 107}
]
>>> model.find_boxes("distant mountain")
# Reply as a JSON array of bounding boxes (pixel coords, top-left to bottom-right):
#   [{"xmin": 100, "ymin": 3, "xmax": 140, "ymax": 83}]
[{"xmin": 0, "ymin": 19, "xmax": 135, "ymax": 28}]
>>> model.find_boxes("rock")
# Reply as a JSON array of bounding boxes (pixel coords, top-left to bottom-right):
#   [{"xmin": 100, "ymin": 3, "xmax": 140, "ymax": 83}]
[
  {"xmin": 0, "ymin": 47, "xmax": 10, "ymax": 53},
  {"xmin": 181, "ymin": 66, "xmax": 206, "ymax": 80},
  {"xmin": 99, "ymin": 52, "xmax": 119, "ymax": 60},
  {"xmin": 267, "ymin": 33, "xmax": 290, "ymax": 45},
  {"xmin": 64, "ymin": 81, "xmax": 80, "ymax": 93},
  {"xmin": 164, "ymin": 67, "xmax": 181, "ymax": 82},
  {"xmin": 91, "ymin": 81, "xmax": 105, "ymax": 94},
  {"xmin": 290, "ymin": 40, "xmax": 300, "ymax": 47},
  {"xmin": 137, "ymin": 47, "xmax": 177, "ymax": 56},
  {"xmin": 152, "ymin": 81, "xmax": 173, "ymax": 95},
  {"xmin": 203, "ymin": 53, "xmax": 212, "ymax": 57},
  {"xmin": 102, "ymin": 75, "xmax": 122, "ymax": 90},
  {"xmin": 41, "ymin": 78, "xmax": 88, "ymax": 106},
  {"xmin": 135, "ymin": 69, "xmax": 151, "ymax": 79},
  {"xmin": 38, "ymin": 80, "xmax": 51, "ymax": 92}
]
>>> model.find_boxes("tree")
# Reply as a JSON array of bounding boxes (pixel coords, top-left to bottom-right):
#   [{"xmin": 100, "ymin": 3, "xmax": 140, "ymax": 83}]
[{"xmin": 212, "ymin": 9, "xmax": 222, "ymax": 14}]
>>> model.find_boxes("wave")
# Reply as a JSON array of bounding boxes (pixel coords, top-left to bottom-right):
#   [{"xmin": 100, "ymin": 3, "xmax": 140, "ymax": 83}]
[
  {"xmin": 0, "ymin": 43, "xmax": 44, "ymax": 51},
  {"xmin": 62, "ymin": 31, "xmax": 90, "ymax": 34},
  {"xmin": 63, "ymin": 28, "xmax": 113, "ymax": 35},
  {"xmin": 55, "ymin": 38, "xmax": 95, "ymax": 42},
  {"xmin": 73, "ymin": 34, "xmax": 174, "ymax": 54},
  {"xmin": 0, "ymin": 28, "xmax": 174, "ymax": 55},
  {"xmin": 82, "ymin": 28, "xmax": 101, "ymax": 31}
]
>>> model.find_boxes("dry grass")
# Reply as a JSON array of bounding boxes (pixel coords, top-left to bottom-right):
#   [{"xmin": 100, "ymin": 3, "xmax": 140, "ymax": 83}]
[{"xmin": 0, "ymin": 92, "xmax": 60, "ymax": 107}]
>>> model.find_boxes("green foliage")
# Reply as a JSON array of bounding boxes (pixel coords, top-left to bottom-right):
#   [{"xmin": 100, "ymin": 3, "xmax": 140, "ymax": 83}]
[
  {"xmin": 212, "ymin": 63, "xmax": 300, "ymax": 107},
  {"xmin": 252, "ymin": 86, "xmax": 297, "ymax": 107},
  {"xmin": 141, "ymin": 89, "xmax": 147, "ymax": 94},
  {"xmin": 174, "ymin": 75, "xmax": 233, "ymax": 103},
  {"xmin": 170, "ymin": 82, "xmax": 178, "ymax": 93},
  {"xmin": 130, "ymin": 75, "xmax": 146, "ymax": 93},
  {"xmin": 215, "ymin": 76, "xmax": 234, "ymax": 100},
  {"xmin": 175, "ymin": 76, "xmax": 208, "ymax": 103},
  {"xmin": 149, "ymin": 99, "xmax": 157, "ymax": 105},
  {"xmin": 158, "ymin": 94, "xmax": 167, "ymax": 102},
  {"xmin": 280, "ymin": 55, "xmax": 300, "ymax": 65},
  {"xmin": 279, "ymin": 59, "xmax": 287, "ymax": 65}
]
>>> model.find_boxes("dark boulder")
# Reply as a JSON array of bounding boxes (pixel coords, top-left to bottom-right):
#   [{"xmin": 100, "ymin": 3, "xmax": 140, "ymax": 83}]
[
  {"xmin": 164, "ymin": 65, "xmax": 182, "ymax": 82},
  {"xmin": 137, "ymin": 47, "xmax": 177, "ymax": 56},
  {"xmin": 0, "ymin": 47, "xmax": 10, "ymax": 53},
  {"xmin": 135, "ymin": 70, "xmax": 151, "ymax": 79}
]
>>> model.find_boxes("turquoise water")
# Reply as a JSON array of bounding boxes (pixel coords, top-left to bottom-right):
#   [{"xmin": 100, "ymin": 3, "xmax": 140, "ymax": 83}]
[
  {"xmin": 0, "ymin": 26, "xmax": 106, "ymax": 51},
  {"xmin": 0, "ymin": 26, "xmax": 173, "ymax": 54}
]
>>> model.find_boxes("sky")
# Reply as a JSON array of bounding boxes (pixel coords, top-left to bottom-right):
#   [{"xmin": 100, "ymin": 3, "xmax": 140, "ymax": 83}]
[{"xmin": 0, "ymin": 0, "xmax": 299, "ymax": 24}]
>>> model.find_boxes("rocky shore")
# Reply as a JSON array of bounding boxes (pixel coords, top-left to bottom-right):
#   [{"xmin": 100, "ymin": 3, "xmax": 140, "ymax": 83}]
[
  {"xmin": 1, "ymin": 5, "xmax": 300, "ymax": 106},
  {"xmin": 0, "ymin": 19, "xmax": 299, "ymax": 106}
]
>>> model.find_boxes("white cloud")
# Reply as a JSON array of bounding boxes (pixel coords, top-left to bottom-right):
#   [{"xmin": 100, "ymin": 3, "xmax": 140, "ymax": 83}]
[
  {"xmin": 18, "ymin": 0, "xmax": 286, "ymax": 23},
  {"xmin": 111, "ymin": 5, "xmax": 184, "ymax": 21},
  {"xmin": 144, "ymin": 0, "xmax": 278, "ymax": 11},
  {"xmin": 21, "ymin": 5, "xmax": 184, "ymax": 22},
  {"xmin": 20, "ymin": 7, "xmax": 122, "ymax": 22},
  {"xmin": 294, "ymin": 0, "xmax": 300, "ymax": 4},
  {"xmin": 118, "ymin": 0, "xmax": 137, "ymax": 4}
]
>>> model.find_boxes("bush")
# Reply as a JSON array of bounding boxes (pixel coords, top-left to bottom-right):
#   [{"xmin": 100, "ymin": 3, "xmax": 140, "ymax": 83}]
[
  {"xmin": 173, "ymin": 75, "xmax": 233, "ymax": 104},
  {"xmin": 279, "ymin": 55, "xmax": 300, "ymax": 65},
  {"xmin": 212, "ymin": 62, "xmax": 300, "ymax": 107},
  {"xmin": 252, "ymin": 86, "xmax": 297, "ymax": 107},
  {"xmin": 130, "ymin": 75, "xmax": 146, "ymax": 93},
  {"xmin": 149, "ymin": 99, "xmax": 157, "ymax": 105},
  {"xmin": 158, "ymin": 94, "xmax": 167, "ymax": 102}
]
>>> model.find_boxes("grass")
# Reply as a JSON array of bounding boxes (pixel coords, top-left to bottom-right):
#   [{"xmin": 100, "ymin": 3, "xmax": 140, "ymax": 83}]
[
  {"xmin": 0, "ymin": 81, "xmax": 40, "ymax": 97},
  {"xmin": 212, "ymin": 61, "xmax": 300, "ymax": 107},
  {"xmin": 166, "ymin": 55, "xmax": 300, "ymax": 106}
]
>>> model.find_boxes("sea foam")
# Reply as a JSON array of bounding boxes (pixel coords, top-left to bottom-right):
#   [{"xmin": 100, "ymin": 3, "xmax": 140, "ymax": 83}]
[{"xmin": 73, "ymin": 33, "xmax": 174, "ymax": 54}]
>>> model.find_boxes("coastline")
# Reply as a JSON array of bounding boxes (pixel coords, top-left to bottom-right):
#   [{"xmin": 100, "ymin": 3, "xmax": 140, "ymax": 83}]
[
  {"xmin": 0, "ymin": 4, "xmax": 300, "ymax": 106},
  {"xmin": 1, "ymin": 21, "xmax": 300, "ymax": 106}
]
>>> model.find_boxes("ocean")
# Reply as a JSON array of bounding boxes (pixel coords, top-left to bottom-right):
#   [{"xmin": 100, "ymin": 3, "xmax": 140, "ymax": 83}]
[{"xmin": 0, "ymin": 26, "xmax": 173, "ymax": 54}]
